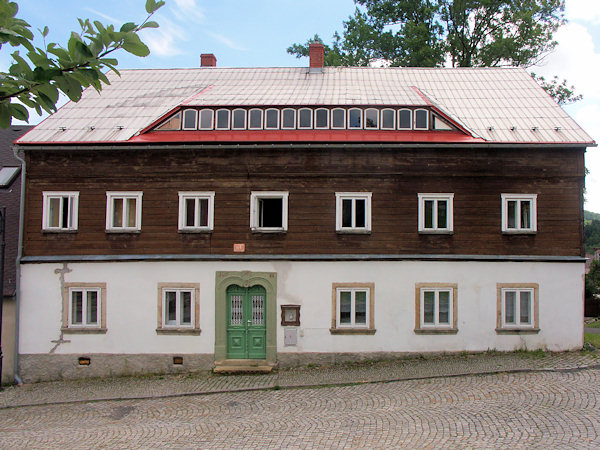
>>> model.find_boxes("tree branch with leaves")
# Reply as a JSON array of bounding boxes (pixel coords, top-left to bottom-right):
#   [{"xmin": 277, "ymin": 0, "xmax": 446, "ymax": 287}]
[{"xmin": 0, "ymin": 0, "xmax": 165, "ymax": 127}]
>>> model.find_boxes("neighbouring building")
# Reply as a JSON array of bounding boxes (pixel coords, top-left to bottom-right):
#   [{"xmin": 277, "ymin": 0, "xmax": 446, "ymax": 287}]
[
  {"xmin": 14, "ymin": 46, "xmax": 595, "ymax": 381},
  {"xmin": 0, "ymin": 125, "xmax": 32, "ymax": 384}
]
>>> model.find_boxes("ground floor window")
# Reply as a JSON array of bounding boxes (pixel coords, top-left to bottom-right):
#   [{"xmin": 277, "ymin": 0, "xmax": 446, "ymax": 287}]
[
  {"xmin": 157, "ymin": 283, "xmax": 201, "ymax": 334},
  {"xmin": 496, "ymin": 283, "xmax": 539, "ymax": 333},
  {"xmin": 414, "ymin": 283, "xmax": 458, "ymax": 334},
  {"xmin": 62, "ymin": 283, "xmax": 106, "ymax": 333},
  {"xmin": 330, "ymin": 282, "xmax": 375, "ymax": 334}
]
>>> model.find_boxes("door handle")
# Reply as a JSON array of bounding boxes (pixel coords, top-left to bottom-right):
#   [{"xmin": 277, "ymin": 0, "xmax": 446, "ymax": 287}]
[{"xmin": 247, "ymin": 320, "xmax": 251, "ymax": 325}]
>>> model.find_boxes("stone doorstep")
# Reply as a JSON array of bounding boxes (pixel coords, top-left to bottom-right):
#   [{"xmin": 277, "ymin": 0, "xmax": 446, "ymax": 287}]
[{"xmin": 213, "ymin": 359, "xmax": 276, "ymax": 374}]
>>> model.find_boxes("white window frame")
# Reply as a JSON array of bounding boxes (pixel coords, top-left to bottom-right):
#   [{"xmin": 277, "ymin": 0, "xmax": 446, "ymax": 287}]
[
  {"xmin": 418, "ymin": 193, "xmax": 454, "ymax": 234},
  {"xmin": 414, "ymin": 108, "xmax": 429, "ymax": 130},
  {"xmin": 42, "ymin": 191, "xmax": 79, "ymax": 231},
  {"xmin": 231, "ymin": 108, "xmax": 247, "ymax": 130},
  {"xmin": 335, "ymin": 192, "xmax": 372, "ymax": 233},
  {"xmin": 331, "ymin": 108, "xmax": 346, "ymax": 129},
  {"xmin": 281, "ymin": 108, "xmax": 296, "ymax": 129},
  {"xmin": 162, "ymin": 288, "xmax": 195, "ymax": 328},
  {"xmin": 264, "ymin": 108, "xmax": 279, "ymax": 129},
  {"xmin": 248, "ymin": 108, "xmax": 264, "ymax": 130},
  {"xmin": 364, "ymin": 108, "xmax": 379, "ymax": 129},
  {"xmin": 398, "ymin": 109, "xmax": 413, "ymax": 130},
  {"xmin": 182, "ymin": 109, "xmax": 198, "ymax": 130},
  {"xmin": 499, "ymin": 286, "xmax": 536, "ymax": 330},
  {"xmin": 380, "ymin": 109, "xmax": 396, "ymax": 130},
  {"xmin": 66, "ymin": 286, "xmax": 103, "ymax": 330},
  {"xmin": 198, "ymin": 109, "xmax": 214, "ymax": 130},
  {"xmin": 420, "ymin": 287, "xmax": 454, "ymax": 329},
  {"xmin": 298, "ymin": 108, "xmax": 313, "ymax": 129},
  {"xmin": 348, "ymin": 108, "xmax": 362, "ymax": 129},
  {"xmin": 178, "ymin": 191, "xmax": 215, "ymax": 232},
  {"xmin": 215, "ymin": 109, "xmax": 231, "ymax": 130},
  {"xmin": 314, "ymin": 108, "xmax": 329, "ymax": 129},
  {"xmin": 250, "ymin": 191, "xmax": 289, "ymax": 232},
  {"xmin": 105, "ymin": 191, "xmax": 143, "ymax": 232},
  {"xmin": 501, "ymin": 194, "xmax": 537, "ymax": 233},
  {"xmin": 335, "ymin": 286, "xmax": 371, "ymax": 329}
]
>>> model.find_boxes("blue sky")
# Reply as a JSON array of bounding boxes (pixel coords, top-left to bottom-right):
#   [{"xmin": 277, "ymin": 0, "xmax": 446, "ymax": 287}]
[{"xmin": 6, "ymin": 0, "xmax": 600, "ymax": 211}]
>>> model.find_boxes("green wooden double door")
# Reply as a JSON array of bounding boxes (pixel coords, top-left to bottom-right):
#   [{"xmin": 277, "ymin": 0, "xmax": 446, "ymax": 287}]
[{"xmin": 226, "ymin": 284, "xmax": 267, "ymax": 359}]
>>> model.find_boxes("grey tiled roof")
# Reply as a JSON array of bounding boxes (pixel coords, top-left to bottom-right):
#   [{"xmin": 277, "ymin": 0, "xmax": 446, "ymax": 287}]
[{"xmin": 18, "ymin": 67, "xmax": 594, "ymax": 145}]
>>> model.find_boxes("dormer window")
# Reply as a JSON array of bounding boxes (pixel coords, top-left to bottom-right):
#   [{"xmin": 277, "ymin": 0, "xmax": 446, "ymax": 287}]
[
  {"xmin": 182, "ymin": 109, "xmax": 197, "ymax": 130},
  {"xmin": 381, "ymin": 109, "xmax": 395, "ymax": 129},
  {"xmin": 232, "ymin": 109, "xmax": 246, "ymax": 129},
  {"xmin": 216, "ymin": 109, "xmax": 230, "ymax": 129},
  {"xmin": 365, "ymin": 109, "xmax": 378, "ymax": 129},
  {"xmin": 199, "ymin": 109, "xmax": 214, "ymax": 129},
  {"xmin": 398, "ymin": 109, "xmax": 412, "ymax": 129},
  {"xmin": 249, "ymin": 109, "xmax": 263, "ymax": 129},
  {"xmin": 332, "ymin": 109, "xmax": 345, "ymax": 129},
  {"xmin": 298, "ymin": 108, "xmax": 312, "ymax": 129},
  {"xmin": 282, "ymin": 109, "xmax": 296, "ymax": 129},
  {"xmin": 155, "ymin": 112, "xmax": 181, "ymax": 131},
  {"xmin": 265, "ymin": 109, "xmax": 279, "ymax": 129},
  {"xmin": 315, "ymin": 108, "xmax": 329, "ymax": 129},
  {"xmin": 348, "ymin": 108, "xmax": 362, "ymax": 128},
  {"xmin": 415, "ymin": 109, "xmax": 429, "ymax": 130}
]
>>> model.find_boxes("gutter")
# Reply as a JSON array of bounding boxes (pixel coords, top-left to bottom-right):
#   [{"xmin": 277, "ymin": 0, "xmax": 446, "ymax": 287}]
[{"xmin": 12, "ymin": 145, "xmax": 25, "ymax": 386}]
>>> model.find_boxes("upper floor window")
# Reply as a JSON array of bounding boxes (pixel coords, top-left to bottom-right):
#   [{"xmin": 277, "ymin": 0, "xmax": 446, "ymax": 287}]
[
  {"xmin": 249, "ymin": 109, "xmax": 263, "ymax": 129},
  {"xmin": 182, "ymin": 109, "xmax": 197, "ymax": 130},
  {"xmin": 178, "ymin": 192, "xmax": 215, "ymax": 232},
  {"xmin": 315, "ymin": 108, "xmax": 329, "ymax": 129},
  {"xmin": 381, "ymin": 109, "xmax": 395, "ymax": 129},
  {"xmin": 414, "ymin": 109, "xmax": 429, "ymax": 129},
  {"xmin": 418, "ymin": 193, "xmax": 454, "ymax": 234},
  {"xmin": 282, "ymin": 109, "xmax": 296, "ymax": 129},
  {"xmin": 331, "ymin": 108, "xmax": 346, "ymax": 129},
  {"xmin": 398, "ymin": 109, "xmax": 412, "ymax": 129},
  {"xmin": 106, "ymin": 191, "xmax": 142, "ymax": 232},
  {"xmin": 501, "ymin": 194, "xmax": 537, "ymax": 233},
  {"xmin": 232, "ymin": 109, "xmax": 247, "ymax": 130},
  {"xmin": 215, "ymin": 109, "xmax": 230, "ymax": 130},
  {"xmin": 265, "ymin": 109, "xmax": 279, "ymax": 129},
  {"xmin": 365, "ymin": 108, "xmax": 378, "ymax": 129},
  {"xmin": 42, "ymin": 191, "xmax": 79, "ymax": 231},
  {"xmin": 335, "ymin": 192, "xmax": 372, "ymax": 233},
  {"xmin": 250, "ymin": 191, "xmax": 289, "ymax": 232},
  {"xmin": 496, "ymin": 284, "xmax": 539, "ymax": 333},
  {"xmin": 298, "ymin": 108, "xmax": 312, "ymax": 129},
  {"xmin": 199, "ymin": 109, "xmax": 214, "ymax": 129},
  {"xmin": 348, "ymin": 108, "xmax": 362, "ymax": 128}
]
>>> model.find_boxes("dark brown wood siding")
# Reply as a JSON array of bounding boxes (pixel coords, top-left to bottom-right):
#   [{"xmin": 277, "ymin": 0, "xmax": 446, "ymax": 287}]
[{"xmin": 22, "ymin": 145, "xmax": 585, "ymax": 257}]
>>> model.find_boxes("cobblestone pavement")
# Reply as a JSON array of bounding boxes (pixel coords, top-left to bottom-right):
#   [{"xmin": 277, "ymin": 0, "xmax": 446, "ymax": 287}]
[{"xmin": 1, "ymin": 367, "xmax": 599, "ymax": 448}]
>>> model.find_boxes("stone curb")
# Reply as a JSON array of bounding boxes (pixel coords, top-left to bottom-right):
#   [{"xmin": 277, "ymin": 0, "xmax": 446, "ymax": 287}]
[{"xmin": 2, "ymin": 360, "xmax": 599, "ymax": 411}]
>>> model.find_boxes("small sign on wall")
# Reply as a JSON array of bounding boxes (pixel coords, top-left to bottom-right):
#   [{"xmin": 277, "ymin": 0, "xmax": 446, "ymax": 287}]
[
  {"xmin": 233, "ymin": 243, "xmax": 245, "ymax": 252},
  {"xmin": 281, "ymin": 305, "xmax": 300, "ymax": 326},
  {"xmin": 284, "ymin": 328, "xmax": 298, "ymax": 346}
]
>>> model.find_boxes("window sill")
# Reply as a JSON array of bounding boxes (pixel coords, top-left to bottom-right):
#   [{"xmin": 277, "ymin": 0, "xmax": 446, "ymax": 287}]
[
  {"xmin": 42, "ymin": 229, "xmax": 78, "ymax": 234},
  {"xmin": 61, "ymin": 327, "xmax": 107, "ymax": 334},
  {"xmin": 251, "ymin": 228, "xmax": 287, "ymax": 234},
  {"xmin": 495, "ymin": 327, "xmax": 540, "ymax": 335},
  {"xmin": 418, "ymin": 230, "xmax": 453, "ymax": 235},
  {"xmin": 502, "ymin": 230, "xmax": 536, "ymax": 235},
  {"xmin": 156, "ymin": 328, "xmax": 202, "ymax": 335},
  {"xmin": 178, "ymin": 229, "xmax": 213, "ymax": 234},
  {"xmin": 105, "ymin": 229, "xmax": 141, "ymax": 234},
  {"xmin": 414, "ymin": 328, "xmax": 458, "ymax": 335},
  {"xmin": 329, "ymin": 328, "xmax": 376, "ymax": 335},
  {"xmin": 336, "ymin": 229, "xmax": 371, "ymax": 235}
]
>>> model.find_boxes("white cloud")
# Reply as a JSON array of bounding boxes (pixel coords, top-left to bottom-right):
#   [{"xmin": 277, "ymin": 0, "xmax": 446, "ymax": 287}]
[
  {"xmin": 566, "ymin": 0, "xmax": 600, "ymax": 24},
  {"xmin": 173, "ymin": 0, "xmax": 205, "ymax": 23},
  {"xmin": 84, "ymin": 8, "xmax": 122, "ymax": 25},
  {"xmin": 205, "ymin": 31, "xmax": 247, "ymax": 52},
  {"xmin": 142, "ymin": 18, "xmax": 186, "ymax": 58}
]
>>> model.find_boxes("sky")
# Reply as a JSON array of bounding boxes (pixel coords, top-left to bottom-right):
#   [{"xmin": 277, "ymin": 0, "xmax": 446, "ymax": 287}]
[{"xmin": 4, "ymin": 0, "xmax": 600, "ymax": 211}]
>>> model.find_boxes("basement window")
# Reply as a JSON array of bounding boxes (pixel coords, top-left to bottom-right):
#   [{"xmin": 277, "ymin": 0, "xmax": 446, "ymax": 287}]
[
  {"xmin": 250, "ymin": 191, "xmax": 288, "ymax": 232},
  {"xmin": 42, "ymin": 191, "xmax": 79, "ymax": 231}
]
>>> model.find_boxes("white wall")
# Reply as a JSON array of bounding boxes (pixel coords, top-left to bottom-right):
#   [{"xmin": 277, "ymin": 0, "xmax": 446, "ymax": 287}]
[{"xmin": 18, "ymin": 260, "xmax": 584, "ymax": 356}]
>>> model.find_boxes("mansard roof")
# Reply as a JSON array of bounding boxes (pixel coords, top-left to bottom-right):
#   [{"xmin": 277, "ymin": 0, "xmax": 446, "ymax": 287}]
[{"xmin": 17, "ymin": 66, "xmax": 594, "ymax": 146}]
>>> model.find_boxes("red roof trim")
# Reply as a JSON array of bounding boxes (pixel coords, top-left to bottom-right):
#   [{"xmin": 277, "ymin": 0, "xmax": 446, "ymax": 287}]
[{"xmin": 128, "ymin": 129, "xmax": 485, "ymax": 144}]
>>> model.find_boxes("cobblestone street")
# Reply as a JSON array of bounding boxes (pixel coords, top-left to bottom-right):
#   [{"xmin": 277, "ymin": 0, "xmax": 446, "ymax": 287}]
[{"xmin": 1, "ymin": 355, "xmax": 599, "ymax": 448}]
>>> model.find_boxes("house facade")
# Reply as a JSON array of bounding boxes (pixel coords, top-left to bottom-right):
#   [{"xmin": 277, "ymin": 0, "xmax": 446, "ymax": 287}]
[{"xmin": 15, "ymin": 47, "xmax": 594, "ymax": 381}]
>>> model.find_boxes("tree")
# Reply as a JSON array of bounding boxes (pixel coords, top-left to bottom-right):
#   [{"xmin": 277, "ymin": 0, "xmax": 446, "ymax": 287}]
[
  {"xmin": 0, "ymin": 0, "xmax": 165, "ymax": 128},
  {"xmin": 288, "ymin": 0, "xmax": 581, "ymax": 105},
  {"xmin": 586, "ymin": 260, "xmax": 600, "ymax": 304}
]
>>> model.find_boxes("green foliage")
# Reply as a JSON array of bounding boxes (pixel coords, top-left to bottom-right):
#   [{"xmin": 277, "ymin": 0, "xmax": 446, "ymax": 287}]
[
  {"xmin": 585, "ymin": 260, "xmax": 600, "ymax": 302},
  {"xmin": 584, "ymin": 210, "xmax": 600, "ymax": 222},
  {"xmin": 531, "ymin": 73, "xmax": 582, "ymax": 105},
  {"xmin": 584, "ymin": 219, "xmax": 600, "ymax": 254},
  {"xmin": 0, "ymin": 0, "xmax": 165, "ymax": 127},
  {"xmin": 584, "ymin": 333, "xmax": 600, "ymax": 348},
  {"xmin": 288, "ymin": 1, "xmax": 580, "ymax": 104}
]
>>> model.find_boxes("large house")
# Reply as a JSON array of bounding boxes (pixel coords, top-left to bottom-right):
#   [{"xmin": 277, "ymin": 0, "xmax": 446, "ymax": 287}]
[{"xmin": 15, "ymin": 45, "xmax": 595, "ymax": 381}]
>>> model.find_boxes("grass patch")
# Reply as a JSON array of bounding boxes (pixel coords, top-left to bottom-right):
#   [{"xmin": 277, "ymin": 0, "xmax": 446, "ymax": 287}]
[
  {"xmin": 586, "ymin": 319, "xmax": 600, "ymax": 328},
  {"xmin": 584, "ymin": 333, "xmax": 600, "ymax": 348}
]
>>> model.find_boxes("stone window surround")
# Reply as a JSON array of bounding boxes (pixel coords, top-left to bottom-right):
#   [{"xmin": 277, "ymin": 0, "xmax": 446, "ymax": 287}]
[
  {"xmin": 330, "ymin": 282, "xmax": 376, "ymax": 335},
  {"xmin": 414, "ymin": 282, "xmax": 458, "ymax": 334},
  {"xmin": 156, "ymin": 282, "xmax": 201, "ymax": 335},
  {"xmin": 496, "ymin": 283, "xmax": 540, "ymax": 334},
  {"xmin": 61, "ymin": 282, "xmax": 107, "ymax": 334}
]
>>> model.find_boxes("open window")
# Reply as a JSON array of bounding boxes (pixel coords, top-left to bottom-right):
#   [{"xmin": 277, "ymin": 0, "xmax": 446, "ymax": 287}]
[{"xmin": 250, "ymin": 191, "xmax": 289, "ymax": 232}]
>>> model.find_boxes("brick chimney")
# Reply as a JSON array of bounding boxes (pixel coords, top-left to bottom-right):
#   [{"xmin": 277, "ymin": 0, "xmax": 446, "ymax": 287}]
[
  {"xmin": 309, "ymin": 43, "xmax": 324, "ymax": 70},
  {"xmin": 201, "ymin": 53, "xmax": 217, "ymax": 67}
]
